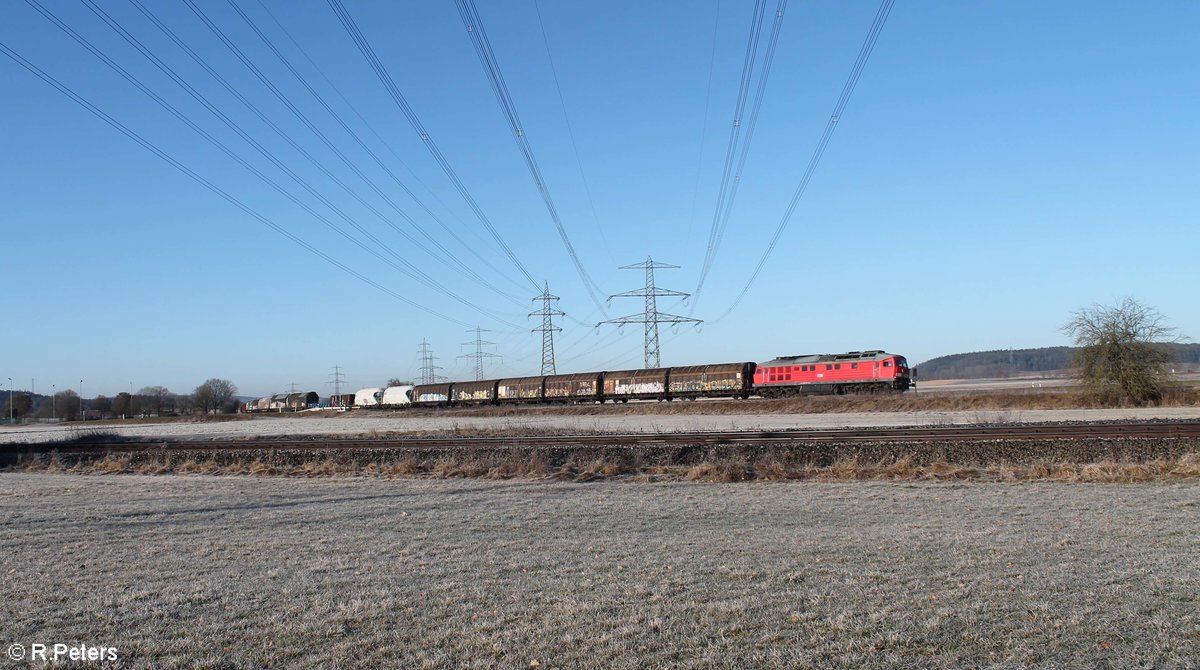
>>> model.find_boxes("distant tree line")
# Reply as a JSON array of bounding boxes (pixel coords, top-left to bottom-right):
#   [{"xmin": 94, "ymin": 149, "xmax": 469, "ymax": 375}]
[
  {"xmin": 1, "ymin": 378, "xmax": 239, "ymax": 422},
  {"xmin": 915, "ymin": 343, "xmax": 1199, "ymax": 381}
]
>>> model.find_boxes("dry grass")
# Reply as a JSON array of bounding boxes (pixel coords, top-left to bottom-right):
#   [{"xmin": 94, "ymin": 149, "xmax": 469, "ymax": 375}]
[
  {"xmin": 17, "ymin": 444, "xmax": 1200, "ymax": 483},
  {"xmin": 2, "ymin": 474, "xmax": 1197, "ymax": 668}
]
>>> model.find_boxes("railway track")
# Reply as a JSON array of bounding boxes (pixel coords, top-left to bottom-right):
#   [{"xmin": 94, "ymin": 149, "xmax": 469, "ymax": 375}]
[{"xmin": 6, "ymin": 421, "xmax": 1200, "ymax": 455}]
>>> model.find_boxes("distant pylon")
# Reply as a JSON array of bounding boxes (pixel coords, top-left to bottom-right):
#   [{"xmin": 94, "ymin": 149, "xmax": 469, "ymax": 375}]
[
  {"xmin": 597, "ymin": 257, "xmax": 703, "ymax": 369},
  {"xmin": 459, "ymin": 327, "xmax": 501, "ymax": 381},
  {"xmin": 530, "ymin": 280, "xmax": 564, "ymax": 375},
  {"xmin": 327, "ymin": 365, "xmax": 346, "ymax": 397},
  {"xmin": 417, "ymin": 339, "xmax": 445, "ymax": 385}
]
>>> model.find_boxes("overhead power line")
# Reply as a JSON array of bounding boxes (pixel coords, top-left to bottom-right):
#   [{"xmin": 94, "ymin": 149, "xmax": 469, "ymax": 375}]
[
  {"xmin": 454, "ymin": 0, "xmax": 610, "ymax": 314},
  {"xmin": 326, "ymin": 0, "xmax": 542, "ymax": 291},
  {"xmin": 0, "ymin": 41, "xmax": 473, "ymax": 326},
  {"xmin": 686, "ymin": 0, "xmax": 724, "ymax": 239},
  {"xmin": 693, "ymin": 0, "xmax": 767, "ymax": 296},
  {"xmin": 715, "ymin": 0, "xmax": 895, "ymax": 323},
  {"xmin": 77, "ymin": 0, "xmax": 520, "ymax": 322},
  {"xmin": 32, "ymin": 0, "xmax": 514, "ymax": 325},
  {"xmin": 212, "ymin": 0, "xmax": 528, "ymax": 302},
  {"xmin": 693, "ymin": 0, "xmax": 788, "ymax": 311},
  {"xmin": 692, "ymin": 0, "xmax": 789, "ymax": 310},
  {"xmin": 250, "ymin": 0, "xmax": 494, "ymax": 257},
  {"xmin": 532, "ymin": 0, "xmax": 615, "ymax": 268}
]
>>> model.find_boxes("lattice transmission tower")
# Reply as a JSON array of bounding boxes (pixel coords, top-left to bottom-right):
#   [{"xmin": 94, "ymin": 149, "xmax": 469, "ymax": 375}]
[
  {"xmin": 597, "ymin": 257, "xmax": 703, "ymax": 369},
  {"xmin": 417, "ymin": 339, "xmax": 445, "ymax": 385},
  {"xmin": 459, "ymin": 327, "xmax": 501, "ymax": 381},
  {"xmin": 530, "ymin": 281, "xmax": 564, "ymax": 375},
  {"xmin": 327, "ymin": 365, "xmax": 346, "ymax": 396}
]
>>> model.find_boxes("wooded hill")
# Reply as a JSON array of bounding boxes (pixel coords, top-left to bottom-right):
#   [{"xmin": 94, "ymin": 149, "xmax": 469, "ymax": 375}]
[{"xmin": 915, "ymin": 344, "xmax": 1200, "ymax": 380}]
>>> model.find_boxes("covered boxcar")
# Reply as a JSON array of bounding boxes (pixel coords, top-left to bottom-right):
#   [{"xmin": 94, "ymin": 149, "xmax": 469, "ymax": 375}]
[
  {"xmin": 668, "ymin": 363, "xmax": 756, "ymax": 399},
  {"xmin": 412, "ymin": 383, "xmax": 452, "ymax": 406},
  {"xmin": 603, "ymin": 368, "xmax": 670, "ymax": 401},
  {"xmin": 544, "ymin": 372, "xmax": 603, "ymax": 403},
  {"xmin": 496, "ymin": 376, "xmax": 545, "ymax": 404},
  {"xmin": 283, "ymin": 391, "xmax": 319, "ymax": 410},
  {"xmin": 328, "ymin": 393, "xmax": 355, "ymax": 409},
  {"xmin": 452, "ymin": 380, "xmax": 497, "ymax": 405},
  {"xmin": 380, "ymin": 385, "xmax": 413, "ymax": 408}
]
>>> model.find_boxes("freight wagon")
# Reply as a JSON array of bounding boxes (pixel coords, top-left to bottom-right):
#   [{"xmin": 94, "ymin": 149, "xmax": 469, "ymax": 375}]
[
  {"xmin": 342, "ymin": 352, "xmax": 907, "ymax": 410},
  {"xmin": 243, "ymin": 391, "xmax": 320, "ymax": 412},
  {"xmin": 496, "ymin": 376, "xmax": 544, "ymax": 403}
]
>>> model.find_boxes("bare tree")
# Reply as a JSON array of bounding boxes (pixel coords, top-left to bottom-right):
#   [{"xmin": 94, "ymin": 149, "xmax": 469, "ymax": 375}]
[
  {"xmin": 2, "ymin": 393, "xmax": 32, "ymax": 419},
  {"xmin": 175, "ymin": 393, "xmax": 195, "ymax": 416},
  {"xmin": 113, "ymin": 392, "xmax": 134, "ymax": 418},
  {"xmin": 193, "ymin": 379, "xmax": 238, "ymax": 414},
  {"xmin": 93, "ymin": 394, "xmax": 113, "ymax": 417},
  {"xmin": 1063, "ymin": 298, "xmax": 1182, "ymax": 404},
  {"xmin": 138, "ymin": 386, "xmax": 172, "ymax": 416},
  {"xmin": 46, "ymin": 390, "xmax": 80, "ymax": 420},
  {"xmin": 386, "ymin": 378, "xmax": 411, "ymax": 387}
]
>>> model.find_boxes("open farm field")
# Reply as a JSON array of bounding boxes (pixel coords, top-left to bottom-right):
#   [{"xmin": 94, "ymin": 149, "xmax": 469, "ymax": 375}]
[{"xmin": 2, "ymin": 474, "xmax": 1197, "ymax": 668}]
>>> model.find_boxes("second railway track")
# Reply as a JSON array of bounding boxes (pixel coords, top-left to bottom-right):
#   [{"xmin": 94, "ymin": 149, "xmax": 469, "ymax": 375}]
[{"xmin": 8, "ymin": 421, "xmax": 1200, "ymax": 455}]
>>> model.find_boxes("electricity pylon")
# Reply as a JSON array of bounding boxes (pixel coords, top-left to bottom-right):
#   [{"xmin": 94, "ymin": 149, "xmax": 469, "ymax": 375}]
[
  {"xmin": 417, "ymin": 339, "xmax": 445, "ymax": 385},
  {"xmin": 597, "ymin": 257, "xmax": 703, "ymax": 369},
  {"xmin": 530, "ymin": 281, "xmax": 564, "ymax": 375},
  {"xmin": 327, "ymin": 365, "xmax": 346, "ymax": 397},
  {"xmin": 459, "ymin": 327, "xmax": 501, "ymax": 380}
]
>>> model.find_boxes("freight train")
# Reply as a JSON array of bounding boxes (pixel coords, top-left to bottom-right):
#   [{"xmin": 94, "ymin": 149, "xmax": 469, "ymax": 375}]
[{"xmin": 334, "ymin": 350, "xmax": 911, "ymax": 410}]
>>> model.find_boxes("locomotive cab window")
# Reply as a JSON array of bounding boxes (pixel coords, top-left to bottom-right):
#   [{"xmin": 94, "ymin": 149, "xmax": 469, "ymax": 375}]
[
  {"xmin": 884, "ymin": 361, "xmax": 892, "ymax": 367},
  {"xmin": 834, "ymin": 364, "xmax": 841, "ymax": 370},
  {"xmin": 825, "ymin": 364, "xmax": 832, "ymax": 370},
  {"xmin": 851, "ymin": 363, "xmax": 858, "ymax": 369}
]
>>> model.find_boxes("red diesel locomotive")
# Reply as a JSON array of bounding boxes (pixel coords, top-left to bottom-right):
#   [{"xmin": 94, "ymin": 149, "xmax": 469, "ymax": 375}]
[{"xmin": 753, "ymin": 350, "xmax": 911, "ymax": 397}]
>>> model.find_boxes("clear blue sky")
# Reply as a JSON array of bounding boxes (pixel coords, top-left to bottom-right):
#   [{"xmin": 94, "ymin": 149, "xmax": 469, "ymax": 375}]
[{"xmin": 2, "ymin": 1, "xmax": 1197, "ymax": 398}]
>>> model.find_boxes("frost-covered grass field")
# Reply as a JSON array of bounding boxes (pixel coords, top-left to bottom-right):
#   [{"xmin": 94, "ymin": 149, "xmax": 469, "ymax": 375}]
[{"xmin": 3, "ymin": 474, "xmax": 1198, "ymax": 668}]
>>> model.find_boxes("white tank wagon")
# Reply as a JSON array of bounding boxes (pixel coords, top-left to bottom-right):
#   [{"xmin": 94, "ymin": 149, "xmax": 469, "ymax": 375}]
[
  {"xmin": 353, "ymin": 388, "xmax": 383, "ymax": 407},
  {"xmin": 379, "ymin": 385, "xmax": 414, "ymax": 408}
]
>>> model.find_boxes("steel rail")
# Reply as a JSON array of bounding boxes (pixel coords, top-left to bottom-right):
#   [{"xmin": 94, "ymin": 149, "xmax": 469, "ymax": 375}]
[{"xmin": 6, "ymin": 421, "xmax": 1200, "ymax": 455}]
